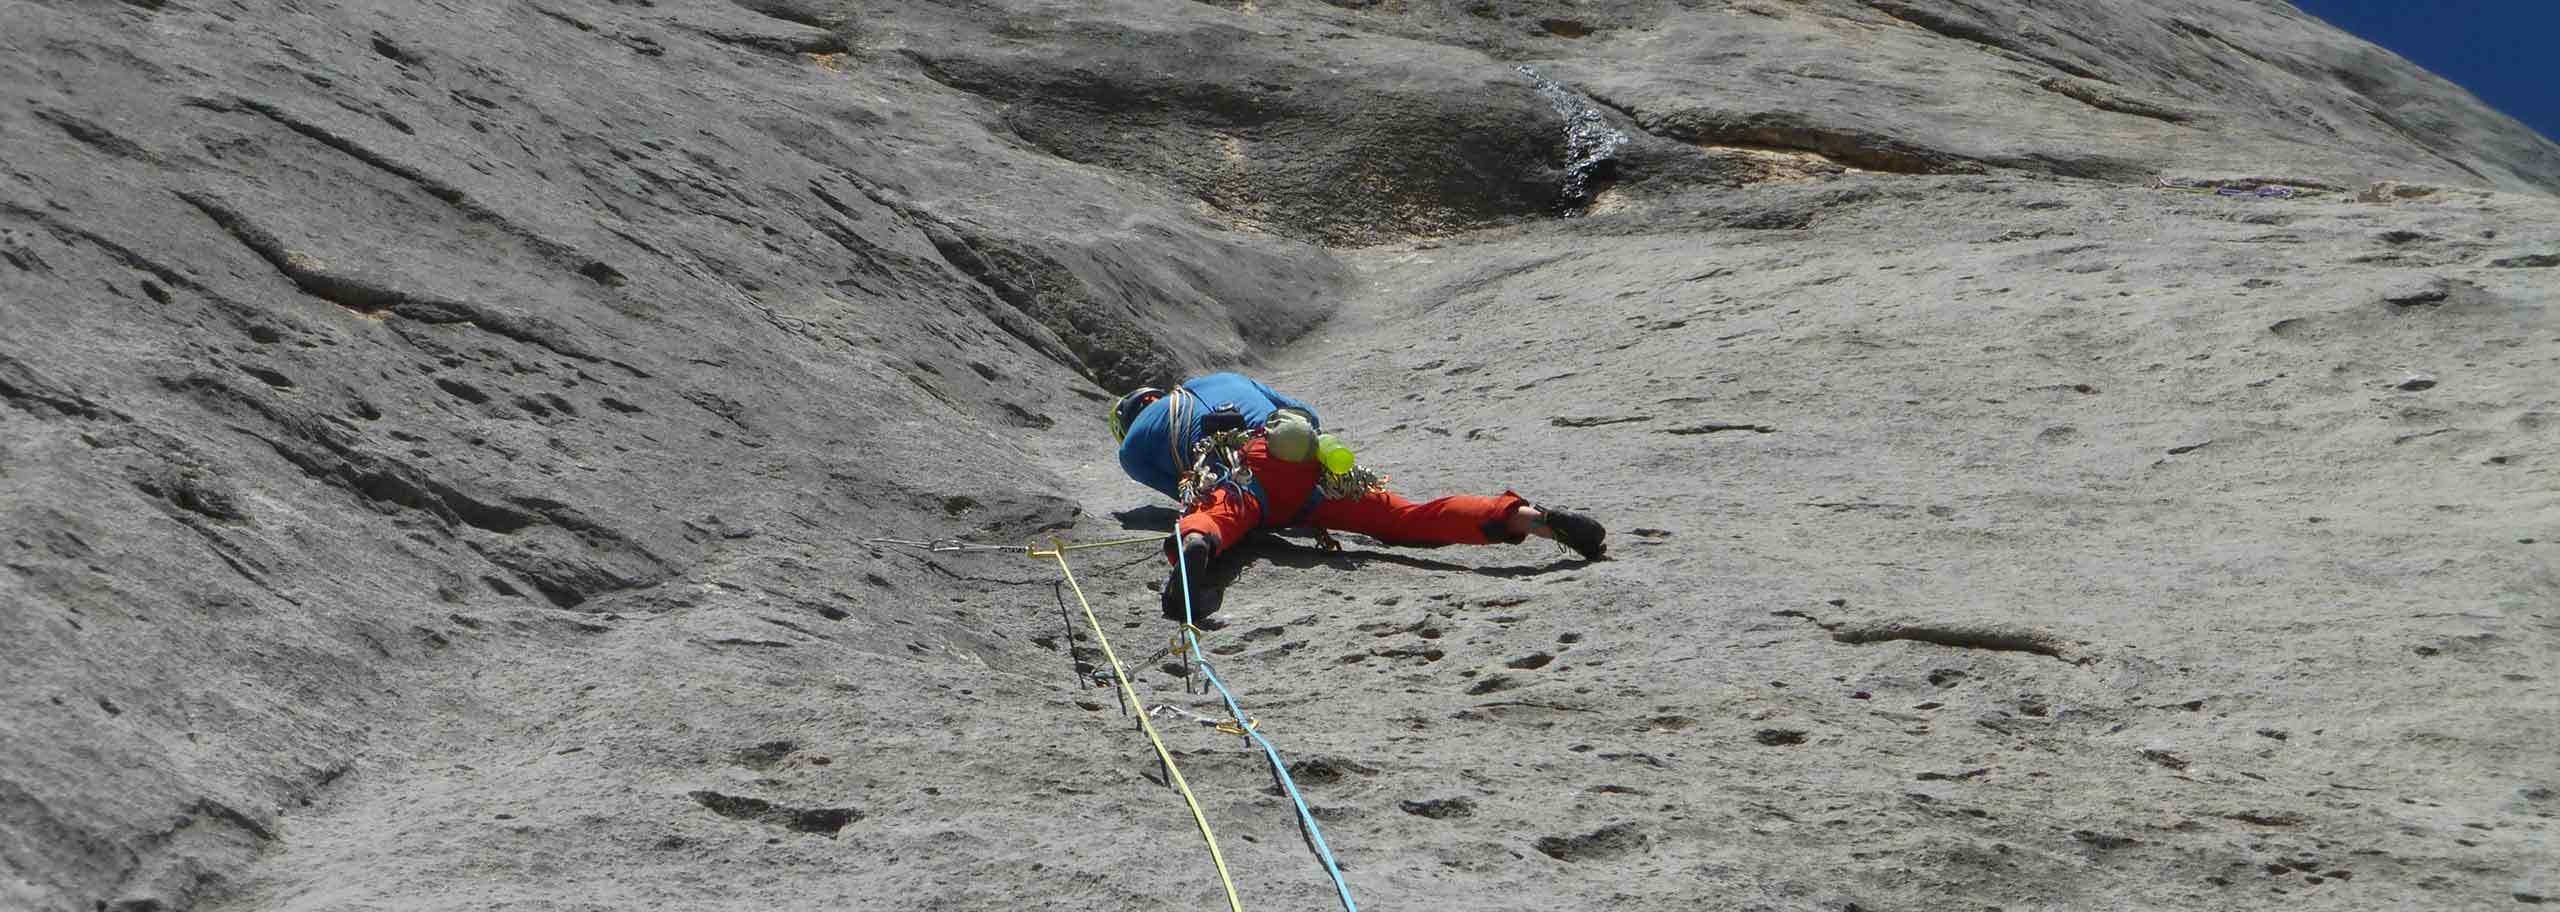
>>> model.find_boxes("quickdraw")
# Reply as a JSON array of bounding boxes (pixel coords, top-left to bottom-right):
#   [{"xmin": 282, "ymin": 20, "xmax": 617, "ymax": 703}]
[
  {"xmin": 1315, "ymin": 463, "xmax": 1388, "ymax": 501},
  {"xmin": 1150, "ymin": 703, "xmax": 1260, "ymax": 738},
  {"xmin": 1178, "ymin": 429, "xmax": 1257, "ymax": 510},
  {"xmin": 865, "ymin": 537, "xmax": 1019, "ymax": 553},
  {"xmin": 1101, "ymin": 624, "xmax": 1212, "ymax": 695}
]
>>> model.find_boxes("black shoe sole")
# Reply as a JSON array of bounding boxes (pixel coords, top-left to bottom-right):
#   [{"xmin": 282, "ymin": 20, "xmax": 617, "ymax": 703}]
[{"xmin": 1545, "ymin": 510, "xmax": 1607, "ymax": 561}]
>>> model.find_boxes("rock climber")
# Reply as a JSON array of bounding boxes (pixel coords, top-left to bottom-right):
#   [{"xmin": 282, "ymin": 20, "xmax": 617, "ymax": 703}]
[{"xmin": 1110, "ymin": 372, "xmax": 1605, "ymax": 623}]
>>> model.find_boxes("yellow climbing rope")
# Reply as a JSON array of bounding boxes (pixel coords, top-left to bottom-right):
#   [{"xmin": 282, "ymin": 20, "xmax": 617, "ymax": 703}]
[{"xmin": 1030, "ymin": 540, "xmax": 1244, "ymax": 912}]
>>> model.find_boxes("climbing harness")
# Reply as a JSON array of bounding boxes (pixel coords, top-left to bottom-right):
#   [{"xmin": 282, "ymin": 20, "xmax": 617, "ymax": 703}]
[
  {"xmin": 1180, "ymin": 429, "xmax": 1258, "ymax": 510},
  {"xmin": 1183, "ymin": 421, "xmax": 1387, "ymax": 531},
  {"xmin": 1153, "ymin": 383, "xmax": 1387, "ymax": 550}
]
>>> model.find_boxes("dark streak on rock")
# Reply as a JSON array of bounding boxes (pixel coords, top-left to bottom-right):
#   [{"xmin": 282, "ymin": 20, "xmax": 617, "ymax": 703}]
[
  {"xmin": 1832, "ymin": 619, "xmax": 2084, "ymax": 663},
  {"xmin": 189, "ymin": 96, "xmax": 618, "ymax": 285},
  {"xmin": 1550, "ymin": 415, "xmax": 1650, "ymax": 428},
  {"xmin": 30, "ymin": 105, "xmax": 158, "ymax": 161},
  {"xmin": 1660, "ymin": 422, "xmax": 1774, "ymax": 435},
  {"xmin": 686, "ymin": 790, "xmax": 860, "ymax": 835},
  {"xmin": 1864, "ymin": 0, "xmax": 2106, "ymax": 81},
  {"xmin": 176, "ymin": 191, "xmax": 600, "ymax": 363},
  {"xmin": 2037, "ymin": 76, "xmax": 2192, "ymax": 123},
  {"xmin": 1534, "ymin": 822, "xmax": 1648, "ymax": 862}
]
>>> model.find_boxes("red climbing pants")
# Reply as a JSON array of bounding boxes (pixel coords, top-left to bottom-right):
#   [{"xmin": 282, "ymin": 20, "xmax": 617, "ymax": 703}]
[{"xmin": 1177, "ymin": 439, "xmax": 1529, "ymax": 556}]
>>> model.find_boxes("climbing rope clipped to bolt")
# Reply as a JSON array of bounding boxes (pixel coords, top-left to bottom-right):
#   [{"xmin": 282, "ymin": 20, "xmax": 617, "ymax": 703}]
[
  {"xmin": 1028, "ymin": 535, "xmax": 1244, "ymax": 912},
  {"xmin": 1173, "ymin": 538, "xmax": 1362, "ymax": 912},
  {"xmin": 880, "ymin": 528, "xmax": 1357, "ymax": 910},
  {"xmin": 888, "ymin": 529, "xmax": 1363, "ymax": 912}
]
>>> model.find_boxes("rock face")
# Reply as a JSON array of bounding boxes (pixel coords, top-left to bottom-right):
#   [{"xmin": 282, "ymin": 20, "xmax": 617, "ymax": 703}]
[{"xmin": 2, "ymin": 2, "xmax": 2553, "ymax": 911}]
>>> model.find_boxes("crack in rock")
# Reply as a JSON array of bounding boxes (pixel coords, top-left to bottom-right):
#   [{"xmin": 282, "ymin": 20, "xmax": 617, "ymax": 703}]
[
  {"xmin": 1550, "ymin": 415, "xmax": 1650, "ymax": 428},
  {"xmin": 176, "ymin": 191, "xmax": 598, "ymax": 363},
  {"xmin": 1533, "ymin": 822, "xmax": 1648, "ymax": 862},
  {"xmin": 1660, "ymin": 422, "xmax": 1775, "ymax": 435},
  {"xmin": 1399, "ymin": 797, "xmax": 1475, "ymax": 819},
  {"xmin": 2037, "ymin": 76, "xmax": 2193, "ymax": 123},
  {"xmin": 185, "ymin": 95, "xmax": 622, "ymax": 285},
  {"xmin": 1830, "ymin": 618, "xmax": 2089, "ymax": 663},
  {"xmin": 1863, "ymin": 0, "xmax": 2105, "ymax": 81},
  {"xmin": 686, "ymin": 790, "xmax": 860, "ymax": 835}
]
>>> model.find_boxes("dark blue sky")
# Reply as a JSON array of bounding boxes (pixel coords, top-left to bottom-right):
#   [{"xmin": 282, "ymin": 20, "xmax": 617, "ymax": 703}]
[{"xmin": 2291, "ymin": 1, "xmax": 2558, "ymax": 144}]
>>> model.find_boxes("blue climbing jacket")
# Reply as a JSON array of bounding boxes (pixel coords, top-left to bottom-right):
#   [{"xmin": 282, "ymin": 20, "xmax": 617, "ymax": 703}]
[{"xmin": 1118, "ymin": 372, "xmax": 1320, "ymax": 502}]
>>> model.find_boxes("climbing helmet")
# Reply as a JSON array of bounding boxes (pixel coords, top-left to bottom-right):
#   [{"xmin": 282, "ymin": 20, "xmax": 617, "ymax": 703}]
[{"xmin": 1108, "ymin": 386, "xmax": 1165, "ymax": 442}]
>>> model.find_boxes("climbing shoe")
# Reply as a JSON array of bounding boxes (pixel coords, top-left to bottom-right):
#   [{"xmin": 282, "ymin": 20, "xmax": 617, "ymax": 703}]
[
  {"xmin": 1161, "ymin": 538, "xmax": 1223, "ymax": 623},
  {"xmin": 1542, "ymin": 509, "xmax": 1607, "ymax": 561}
]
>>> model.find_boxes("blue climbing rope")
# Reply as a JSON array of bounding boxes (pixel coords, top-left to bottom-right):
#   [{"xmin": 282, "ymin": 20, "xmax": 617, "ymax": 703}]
[{"xmin": 1178, "ymin": 552, "xmax": 1360, "ymax": 912}]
